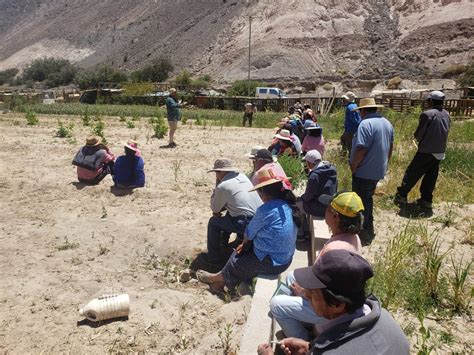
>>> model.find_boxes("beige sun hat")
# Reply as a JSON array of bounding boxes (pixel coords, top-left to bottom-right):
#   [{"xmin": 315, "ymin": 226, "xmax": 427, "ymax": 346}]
[
  {"xmin": 207, "ymin": 158, "xmax": 238, "ymax": 173},
  {"xmin": 250, "ymin": 166, "xmax": 286, "ymax": 191},
  {"xmin": 351, "ymin": 98, "xmax": 384, "ymax": 111},
  {"xmin": 86, "ymin": 135, "xmax": 102, "ymax": 146},
  {"xmin": 274, "ymin": 129, "xmax": 292, "ymax": 141},
  {"xmin": 341, "ymin": 91, "xmax": 357, "ymax": 101},
  {"xmin": 124, "ymin": 139, "xmax": 139, "ymax": 151}
]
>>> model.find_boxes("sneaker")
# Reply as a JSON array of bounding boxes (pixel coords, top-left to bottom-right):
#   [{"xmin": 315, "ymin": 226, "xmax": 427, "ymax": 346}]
[
  {"xmin": 170, "ymin": 142, "xmax": 177, "ymax": 148},
  {"xmin": 393, "ymin": 194, "xmax": 407, "ymax": 206},
  {"xmin": 416, "ymin": 199, "xmax": 432, "ymax": 209}
]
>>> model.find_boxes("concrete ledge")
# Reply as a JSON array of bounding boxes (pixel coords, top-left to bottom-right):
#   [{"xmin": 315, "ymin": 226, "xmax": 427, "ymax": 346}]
[{"xmin": 310, "ymin": 216, "xmax": 331, "ymax": 263}]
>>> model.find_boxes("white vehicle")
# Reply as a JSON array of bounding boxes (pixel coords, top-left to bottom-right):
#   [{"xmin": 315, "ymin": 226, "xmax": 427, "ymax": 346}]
[{"xmin": 255, "ymin": 87, "xmax": 286, "ymax": 99}]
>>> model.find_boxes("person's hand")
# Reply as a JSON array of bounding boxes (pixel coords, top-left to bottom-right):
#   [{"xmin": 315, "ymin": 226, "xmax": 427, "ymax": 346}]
[
  {"xmin": 279, "ymin": 337, "xmax": 310, "ymax": 355},
  {"xmin": 235, "ymin": 242, "xmax": 245, "ymax": 254},
  {"xmin": 257, "ymin": 343, "xmax": 274, "ymax": 355},
  {"xmin": 212, "ymin": 212, "xmax": 222, "ymax": 217},
  {"xmin": 289, "ymin": 282, "xmax": 306, "ymax": 298},
  {"xmin": 350, "ymin": 163, "xmax": 357, "ymax": 174}
]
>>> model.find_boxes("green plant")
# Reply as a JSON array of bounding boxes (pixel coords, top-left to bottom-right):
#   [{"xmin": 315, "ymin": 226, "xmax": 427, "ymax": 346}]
[
  {"xmin": 420, "ymin": 230, "xmax": 451, "ymax": 302},
  {"xmin": 449, "ymin": 255, "xmax": 472, "ymax": 314},
  {"xmin": 174, "ymin": 69, "xmax": 192, "ymax": 85},
  {"xmin": 218, "ymin": 323, "xmax": 233, "ymax": 354},
  {"xmin": 81, "ymin": 108, "xmax": 91, "ymax": 126},
  {"xmin": 0, "ymin": 68, "xmax": 19, "ymax": 85},
  {"xmin": 130, "ymin": 57, "xmax": 173, "ymax": 83},
  {"xmin": 25, "ymin": 111, "xmax": 38, "ymax": 125},
  {"xmin": 57, "ymin": 237, "xmax": 79, "ymax": 251},
  {"xmin": 56, "ymin": 120, "xmax": 74, "ymax": 138},
  {"xmin": 119, "ymin": 115, "xmax": 127, "ymax": 122},
  {"xmin": 91, "ymin": 119, "xmax": 107, "ymax": 144},
  {"xmin": 172, "ymin": 160, "xmax": 182, "ymax": 182},
  {"xmin": 456, "ymin": 60, "xmax": 474, "ymax": 87},
  {"xmin": 75, "ymin": 64, "xmax": 128, "ymax": 90},
  {"xmin": 181, "ymin": 116, "xmax": 188, "ymax": 125},
  {"xmin": 126, "ymin": 120, "xmax": 135, "ymax": 129},
  {"xmin": 101, "ymin": 206, "xmax": 107, "ymax": 218},
  {"xmin": 22, "ymin": 57, "xmax": 77, "ymax": 88},
  {"xmin": 149, "ymin": 114, "xmax": 168, "ymax": 138},
  {"xmin": 278, "ymin": 154, "xmax": 306, "ymax": 189},
  {"xmin": 415, "ymin": 312, "xmax": 435, "ymax": 355},
  {"xmin": 228, "ymin": 80, "xmax": 264, "ymax": 97}
]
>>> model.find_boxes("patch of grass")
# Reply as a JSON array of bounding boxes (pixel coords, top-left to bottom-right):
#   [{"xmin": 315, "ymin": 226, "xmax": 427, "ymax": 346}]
[
  {"xmin": 278, "ymin": 154, "xmax": 306, "ymax": 189},
  {"xmin": 25, "ymin": 111, "xmax": 38, "ymax": 125},
  {"xmin": 449, "ymin": 255, "xmax": 472, "ymax": 314},
  {"xmin": 56, "ymin": 120, "xmax": 74, "ymax": 138},
  {"xmin": 57, "ymin": 237, "xmax": 79, "ymax": 251},
  {"xmin": 218, "ymin": 323, "xmax": 234, "ymax": 354},
  {"xmin": 126, "ymin": 120, "xmax": 135, "ymax": 129}
]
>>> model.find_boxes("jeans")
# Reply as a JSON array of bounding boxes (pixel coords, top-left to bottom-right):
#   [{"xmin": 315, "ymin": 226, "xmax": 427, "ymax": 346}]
[
  {"xmin": 270, "ymin": 271, "xmax": 325, "ymax": 341},
  {"xmin": 397, "ymin": 152, "xmax": 440, "ymax": 203},
  {"xmin": 352, "ymin": 175, "xmax": 378, "ymax": 235},
  {"xmin": 207, "ymin": 213, "xmax": 250, "ymax": 264}
]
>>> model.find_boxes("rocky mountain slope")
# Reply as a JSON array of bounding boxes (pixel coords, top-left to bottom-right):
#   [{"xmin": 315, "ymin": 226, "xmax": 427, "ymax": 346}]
[{"xmin": 0, "ymin": 0, "xmax": 473, "ymax": 83}]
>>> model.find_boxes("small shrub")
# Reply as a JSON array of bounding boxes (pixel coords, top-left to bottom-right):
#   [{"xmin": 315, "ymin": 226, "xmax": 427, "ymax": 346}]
[
  {"xmin": 91, "ymin": 119, "xmax": 107, "ymax": 144},
  {"xmin": 81, "ymin": 109, "xmax": 91, "ymax": 126},
  {"xmin": 218, "ymin": 323, "xmax": 234, "ymax": 354},
  {"xmin": 456, "ymin": 61, "xmax": 474, "ymax": 87},
  {"xmin": 278, "ymin": 154, "xmax": 306, "ymax": 189},
  {"xmin": 56, "ymin": 120, "xmax": 74, "ymax": 138},
  {"xmin": 442, "ymin": 64, "xmax": 467, "ymax": 78},
  {"xmin": 449, "ymin": 255, "xmax": 472, "ymax": 314},
  {"xmin": 174, "ymin": 69, "xmax": 192, "ymax": 85},
  {"xmin": 57, "ymin": 237, "xmax": 79, "ymax": 251},
  {"xmin": 322, "ymin": 82, "xmax": 333, "ymax": 91},
  {"xmin": 25, "ymin": 111, "xmax": 38, "ymax": 125},
  {"xmin": 228, "ymin": 80, "xmax": 264, "ymax": 97},
  {"xmin": 387, "ymin": 76, "xmax": 403, "ymax": 89},
  {"xmin": 126, "ymin": 120, "xmax": 135, "ymax": 129},
  {"xmin": 119, "ymin": 115, "xmax": 127, "ymax": 122},
  {"xmin": 181, "ymin": 116, "xmax": 188, "ymax": 125},
  {"xmin": 149, "ymin": 114, "xmax": 168, "ymax": 138}
]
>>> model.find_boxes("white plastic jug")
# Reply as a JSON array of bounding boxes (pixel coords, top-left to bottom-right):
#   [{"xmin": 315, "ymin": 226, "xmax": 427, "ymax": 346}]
[{"xmin": 79, "ymin": 294, "xmax": 130, "ymax": 322}]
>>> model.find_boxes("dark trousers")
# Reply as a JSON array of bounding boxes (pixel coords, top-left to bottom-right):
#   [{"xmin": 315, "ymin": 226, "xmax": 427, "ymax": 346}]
[
  {"xmin": 340, "ymin": 132, "xmax": 354, "ymax": 153},
  {"xmin": 352, "ymin": 175, "xmax": 378, "ymax": 234},
  {"xmin": 397, "ymin": 152, "xmax": 440, "ymax": 203},
  {"xmin": 78, "ymin": 162, "xmax": 114, "ymax": 185},
  {"xmin": 207, "ymin": 213, "xmax": 250, "ymax": 263},
  {"xmin": 243, "ymin": 112, "xmax": 253, "ymax": 127}
]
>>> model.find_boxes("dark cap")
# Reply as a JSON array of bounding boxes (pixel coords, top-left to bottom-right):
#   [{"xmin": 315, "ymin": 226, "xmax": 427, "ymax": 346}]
[
  {"xmin": 252, "ymin": 149, "xmax": 274, "ymax": 162},
  {"xmin": 294, "ymin": 250, "xmax": 373, "ymax": 299}
]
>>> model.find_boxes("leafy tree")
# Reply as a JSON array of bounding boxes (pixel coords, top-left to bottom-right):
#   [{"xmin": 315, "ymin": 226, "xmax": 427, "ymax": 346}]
[
  {"xmin": 174, "ymin": 70, "xmax": 192, "ymax": 85},
  {"xmin": 0, "ymin": 68, "xmax": 19, "ymax": 85},
  {"xmin": 228, "ymin": 80, "xmax": 264, "ymax": 97},
  {"xmin": 22, "ymin": 57, "xmax": 77, "ymax": 87},
  {"xmin": 75, "ymin": 64, "xmax": 128, "ymax": 90},
  {"xmin": 131, "ymin": 57, "xmax": 174, "ymax": 82},
  {"xmin": 457, "ymin": 61, "xmax": 474, "ymax": 87}
]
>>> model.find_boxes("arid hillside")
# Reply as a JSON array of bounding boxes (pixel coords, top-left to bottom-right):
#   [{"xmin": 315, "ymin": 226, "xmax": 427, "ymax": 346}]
[{"xmin": 0, "ymin": 0, "xmax": 473, "ymax": 82}]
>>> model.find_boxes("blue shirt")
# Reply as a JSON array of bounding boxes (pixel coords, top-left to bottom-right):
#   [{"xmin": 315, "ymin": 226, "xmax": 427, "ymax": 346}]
[
  {"xmin": 113, "ymin": 155, "xmax": 145, "ymax": 187},
  {"xmin": 245, "ymin": 199, "xmax": 297, "ymax": 266},
  {"xmin": 344, "ymin": 103, "xmax": 361, "ymax": 133},
  {"xmin": 350, "ymin": 113, "xmax": 394, "ymax": 180},
  {"xmin": 166, "ymin": 96, "xmax": 182, "ymax": 121}
]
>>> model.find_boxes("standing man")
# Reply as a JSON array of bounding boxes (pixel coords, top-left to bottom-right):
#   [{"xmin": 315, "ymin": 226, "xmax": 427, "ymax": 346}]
[
  {"xmin": 395, "ymin": 91, "xmax": 450, "ymax": 210},
  {"xmin": 163, "ymin": 88, "xmax": 182, "ymax": 148},
  {"xmin": 350, "ymin": 98, "xmax": 393, "ymax": 244},
  {"xmin": 243, "ymin": 102, "xmax": 256, "ymax": 127},
  {"xmin": 340, "ymin": 91, "xmax": 361, "ymax": 154},
  {"xmin": 204, "ymin": 158, "xmax": 262, "ymax": 267}
]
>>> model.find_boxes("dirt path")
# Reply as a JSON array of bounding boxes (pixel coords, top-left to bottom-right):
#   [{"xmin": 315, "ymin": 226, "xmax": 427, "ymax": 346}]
[{"xmin": 0, "ymin": 113, "xmax": 472, "ymax": 353}]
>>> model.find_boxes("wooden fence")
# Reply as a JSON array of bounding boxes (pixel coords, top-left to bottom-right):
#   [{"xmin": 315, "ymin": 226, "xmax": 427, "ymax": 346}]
[{"xmin": 195, "ymin": 96, "xmax": 474, "ymax": 116}]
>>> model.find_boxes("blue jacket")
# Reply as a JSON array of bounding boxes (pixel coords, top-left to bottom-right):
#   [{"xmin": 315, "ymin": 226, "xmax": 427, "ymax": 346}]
[
  {"xmin": 113, "ymin": 155, "xmax": 145, "ymax": 187},
  {"xmin": 301, "ymin": 162, "xmax": 337, "ymax": 217},
  {"xmin": 344, "ymin": 103, "xmax": 361, "ymax": 134},
  {"xmin": 166, "ymin": 96, "xmax": 182, "ymax": 121}
]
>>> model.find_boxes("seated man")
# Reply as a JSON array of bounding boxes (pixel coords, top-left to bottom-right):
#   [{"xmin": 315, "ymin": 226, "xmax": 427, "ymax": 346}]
[
  {"xmin": 204, "ymin": 158, "xmax": 262, "ymax": 266},
  {"xmin": 113, "ymin": 140, "xmax": 145, "ymax": 189},
  {"xmin": 261, "ymin": 249, "xmax": 409, "ymax": 354},
  {"xmin": 271, "ymin": 129, "xmax": 301, "ymax": 157},
  {"xmin": 297, "ymin": 150, "xmax": 337, "ymax": 219},
  {"xmin": 247, "ymin": 148, "xmax": 291, "ymax": 190},
  {"xmin": 271, "ymin": 191, "xmax": 364, "ymax": 340},
  {"xmin": 72, "ymin": 135, "xmax": 115, "ymax": 185}
]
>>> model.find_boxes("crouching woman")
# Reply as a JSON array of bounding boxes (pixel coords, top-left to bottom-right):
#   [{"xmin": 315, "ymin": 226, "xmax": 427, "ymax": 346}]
[
  {"xmin": 197, "ymin": 167, "xmax": 299, "ymax": 293},
  {"xmin": 72, "ymin": 135, "xmax": 115, "ymax": 185}
]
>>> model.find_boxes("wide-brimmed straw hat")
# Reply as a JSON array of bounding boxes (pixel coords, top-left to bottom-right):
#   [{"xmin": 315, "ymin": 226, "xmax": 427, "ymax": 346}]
[
  {"xmin": 250, "ymin": 167, "xmax": 286, "ymax": 191},
  {"xmin": 86, "ymin": 135, "xmax": 102, "ymax": 146},
  {"xmin": 351, "ymin": 98, "xmax": 384, "ymax": 111},
  {"xmin": 124, "ymin": 139, "xmax": 139, "ymax": 152},
  {"xmin": 207, "ymin": 158, "xmax": 238, "ymax": 173},
  {"xmin": 274, "ymin": 129, "xmax": 292, "ymax": 141}
]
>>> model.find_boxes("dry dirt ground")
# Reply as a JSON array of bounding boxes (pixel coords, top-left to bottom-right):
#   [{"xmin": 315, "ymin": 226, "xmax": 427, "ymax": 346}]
[{"xmin": 0, "ymin": 113, "xmax": 472, "ymax": 354}]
